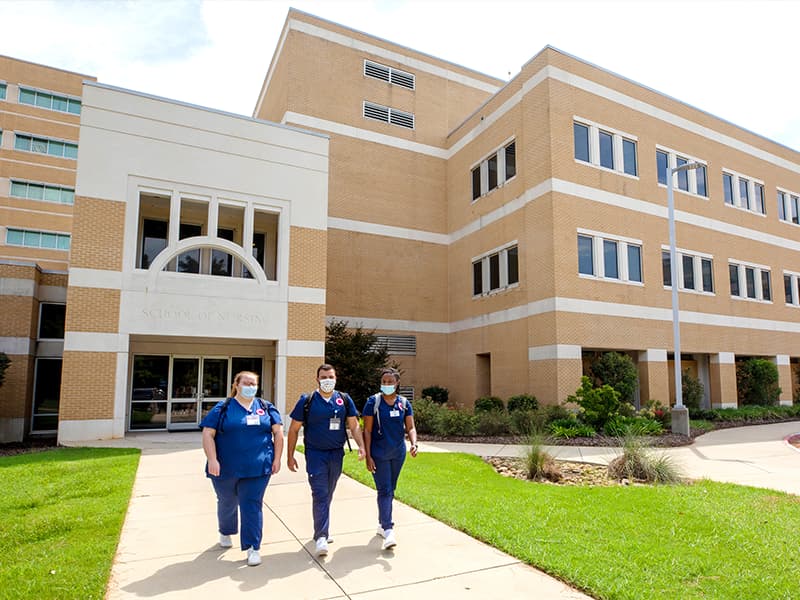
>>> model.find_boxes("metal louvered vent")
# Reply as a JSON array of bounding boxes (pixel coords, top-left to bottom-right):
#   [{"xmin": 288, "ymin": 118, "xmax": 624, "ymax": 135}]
[
  {"xmin": 389, "ymin": 108, "xmax": 414, "ymax": 129},
  {"xmin": 364, "ymin": 101, "xmax": 390, "ymax": 123},
  {"xmin": 364, "ymin": 60, "xmax": 390, "ymax": 82},
  {"xmin": 390, "ymin": 70, "xmax": 415, "ymax": 90},
  {"xmin": 398, "ymin": 386, "xmax": 414, "ymax": 401},
  {"xmin": 373, "ymin": 335, "xmax": 417, "ymax": 355}
]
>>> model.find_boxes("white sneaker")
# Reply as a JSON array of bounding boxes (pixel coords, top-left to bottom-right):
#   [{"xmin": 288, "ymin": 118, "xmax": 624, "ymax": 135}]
[
  {"xmin": 315, "ymin": 536, "xmax": 328, "ymax": 557},
  {"xmin": 247, "ymin": 548, "xmax": 261, "ymax": 566},
  {"xmin": 381, "ymin": 528, "xmax": 396, "ymax": 550},
  {"xmin": 376, "ymin": 526, "xmax": 385, "ymax": 538},
  {"xmin": 327, "ymin": 536, "xmax": 334, "ymax": 543},
  {"xmin": 219, "ymin": 534, "xmax": 233, "ymax": 548}
]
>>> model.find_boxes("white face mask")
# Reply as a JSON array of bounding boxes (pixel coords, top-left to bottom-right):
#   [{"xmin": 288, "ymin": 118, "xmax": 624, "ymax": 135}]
[
  {"xmin": 380, "ymin": 384, "xmax": 396, "ymax": 395},
  {"xmin": 319, "ymin": 379, "xmax": 336, "ymax": 394}
]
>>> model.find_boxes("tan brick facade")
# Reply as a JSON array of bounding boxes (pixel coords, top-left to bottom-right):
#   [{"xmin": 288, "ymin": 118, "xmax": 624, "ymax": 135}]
[
  {"xmin": 69, "ymin": 196, "xmax": 125, "ymax": 271},
  {"xmin": 59, "ymin": 351, "xmax": 116, "ymax": 420},
  {"xmin": 288, "ymin": 302, "xmax": 326, "ymax": 341},
  {"xmin": 64, "ymin": 287, "xmax": 120, "ymax": 333},
  {"xmin": 285, "ymin": 356, "xmax": 325, "ymax": 412},
  {"xmin": 288, "ymin": 226, "xmax": 327, "ymax": 288}
]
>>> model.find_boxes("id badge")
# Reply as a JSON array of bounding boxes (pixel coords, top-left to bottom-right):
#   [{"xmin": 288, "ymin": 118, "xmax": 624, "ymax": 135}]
[
  {"xmin": 389, "ymin": 409, "xmax": 400, "ymax": 418},
  {"xmin": 329, "ymin": 417, "xmax": 341, "ymax": 431},
  {"xmin": 246, "ymin": 414, "xmax": 260, "ymax": 426}
]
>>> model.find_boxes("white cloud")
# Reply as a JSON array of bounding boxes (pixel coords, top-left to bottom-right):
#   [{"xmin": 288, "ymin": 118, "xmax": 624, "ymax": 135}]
[{"xmin": 0, "ymin": 0, "xmax": 799, "ymax": 149}]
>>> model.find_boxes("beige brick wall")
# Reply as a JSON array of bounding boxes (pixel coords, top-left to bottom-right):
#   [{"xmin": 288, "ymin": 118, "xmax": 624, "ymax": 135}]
[
  {"xmin": 638, "ymin": 359, "xmax": 670, "ymax": 406},
  {"xmin": 710, "ymin": 362, "xmax": 738, "ymax": 408},
  {"xmin": 288, "ymin": 226, "xmax": 327, "ymax": 288},
  {"xmin": 287, "ymin": 302, "xmax": 326, "ymax": 341},
  {"xmin": 0, "ymin": 296, "xmax": 37, "ymax": 338},
  {"xmin": 0, "ymin": 264, "xmax": 37, "ymax": 279},
  {"xmin": 40, "ymin": 272, "xmax": 68, "ymax": 287},
  {"xmin": 0, "ymin": 354, "xmax": 32, "ymax": 419},
  {"xmin": 285, "ymin": 356, "xmax": 325, "ymax": 415},
  {"xmin": 59, "ymin": 351, "xmax": 116, "ymax": 420},
  {"xmin": 64, "ymin": 287, "xmax": 120, "ymax": 333},
  {"xmin": 69, "ymin": 196, "xmax": 125, "ymax": 270}
]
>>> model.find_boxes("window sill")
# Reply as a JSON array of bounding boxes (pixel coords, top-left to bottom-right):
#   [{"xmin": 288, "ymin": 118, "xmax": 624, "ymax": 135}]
[
  {"xmin": 578, "ymin": 273, "xmax": 643, "ymax": 286},
  {"xmin": 662, "ymin": 286, "xmax": 715, "ymax": 297},
  {"xmin": 656, "ymin": 183, "xmax": 708, "ymax": 200},
  {"xmin": 574, "ymin": 158, "xmax": 639, "ymax": 180}
]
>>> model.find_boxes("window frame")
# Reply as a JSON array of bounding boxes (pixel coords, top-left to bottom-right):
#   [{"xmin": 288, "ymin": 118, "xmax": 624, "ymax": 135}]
[
  {"xmin": 5, "ymin": 227, "xmax": 71, "ymax": 250},
  {"xmin": 721, "ymin": 168, "xmax": 767, "ymax": 215},
  {"xmin": 728, "ymin": 259, "xmax": 772, "ymax": 302},
  {"xmin": 472, "ymin": 242, "xmax": 520, "ymax": 297},
  {"xmin": 776, "ymin": 188, "xmax": 800, "ymax": 225},
  {"xmin": 18, "ymin": 85, "xmax": 81, "ymax": 115},
  {"xmin": 573, "ymin": 117, "xmax": 639, "ymax": 178},
  {"xmin": 661, "ymin": 246, "xmax": 715, "ymax": 295},
  {"xmin": 783, "ymin": 270, "xmax": 800, "ymax": 306},
  {"xmin": 14, "ymin": 133, "xmax": 78, "ymax": 159},
  {"xmin": 578, "ymin": 229, "xmax": 643, "ymax": 285},
  {"xmin": 655, "ymin": 146, "xmax": 709, "ymax": 198},
  {"xmin": 470, "ymin": 139, "xmax": 517, "ymax": 202},
  {"xmin": 9, "ymin": 179, "xmax": 75, "ymax": 205}
]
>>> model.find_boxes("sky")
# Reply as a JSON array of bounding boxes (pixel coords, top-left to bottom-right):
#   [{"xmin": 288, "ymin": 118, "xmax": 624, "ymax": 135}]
[{"xmin": 1, "ymin": 0, "xmax": 799, "ymax": 150}]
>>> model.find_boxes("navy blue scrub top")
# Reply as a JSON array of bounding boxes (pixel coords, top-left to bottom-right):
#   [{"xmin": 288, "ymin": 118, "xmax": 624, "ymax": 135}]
[
  {"xmin": 289, "ymin": 390, "xmax": 357, "ymax": 450},
  {"xmin": 201, "ymin": 398, "xmax": 282, "ymax": 479},
  {"xmin": 364, "ymin": 394, "xmax": 413, "ymax": 461}
]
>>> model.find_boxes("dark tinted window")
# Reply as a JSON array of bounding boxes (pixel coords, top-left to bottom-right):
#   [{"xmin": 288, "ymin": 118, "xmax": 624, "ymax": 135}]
[{"xmin": 574, "ymin": 123, "xmax": 589, "ymax": 162}]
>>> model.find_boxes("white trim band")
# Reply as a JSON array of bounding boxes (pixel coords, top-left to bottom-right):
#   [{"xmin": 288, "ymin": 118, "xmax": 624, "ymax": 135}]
[
  {"xmin": 285, "ymin": 340, "xmax": 325, "ymax": 357},
  {"xmin": 0, "ymin": 337, "xmax": 31, "ymax": 354},
  {"xmin": 64, "ymin": 332, "xmax": 129, "ymax": 353},
  {"xmin": 68, "ymin": 268, "xmax": 123, "ymax": 290},
  {"xmin": 528, "ymin": 344, "xmax": 582, "ymax": 361},
  {"xmin": 288, "ymin": 286, "xmax": 326, "ymax": 305}
]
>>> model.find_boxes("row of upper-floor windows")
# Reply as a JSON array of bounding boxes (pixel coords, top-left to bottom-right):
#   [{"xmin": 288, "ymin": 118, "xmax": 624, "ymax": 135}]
[
  {"xmin": 472, "ymin": 244, "xmax": 519, "ymax": 296},
  {"xmin": 5, "ymin": 227, "xmax": 71, "ymax": 250},
  {"xmin": 12, "ymin": 132, "xmax": 78, "ymax": 159},
  {"xmin": 0, "ymin": 82, "xmax": 81, "ymax": 114},
  {"xmin": 9, "ymin": 179, "xmax": 75, "ymax": 204},
  {"xmin": 577, "ymin": 230, "xmax": 793, "ymax": 304},
  {"xmin": 573, "ymin": 119, "xmax": 800, "ymax": 223}
]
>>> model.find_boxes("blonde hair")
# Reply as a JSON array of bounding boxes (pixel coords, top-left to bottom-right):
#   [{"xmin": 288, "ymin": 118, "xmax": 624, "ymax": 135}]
[{"xmin": 230, "ymin": 371, "xmax": 259, "ymax": 397}]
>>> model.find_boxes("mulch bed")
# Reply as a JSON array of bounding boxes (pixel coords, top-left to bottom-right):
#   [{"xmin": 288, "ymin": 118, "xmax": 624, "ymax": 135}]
[
  {"xmin": 418, "ymin": 432, "xmax": 697, "ymax": 447},
  {"xmin": 0, "ymin": 437, "xmax": 58, "ymax": 458}
]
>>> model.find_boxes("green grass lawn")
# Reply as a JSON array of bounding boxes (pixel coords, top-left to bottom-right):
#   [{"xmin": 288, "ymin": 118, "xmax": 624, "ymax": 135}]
[
  {"xmin": 0, "ymin": 447, "xmax": 140, "ymax": 600},
  {"xmin": 343, "ymin": 451, "xmax": 800, "ymax": 600}
]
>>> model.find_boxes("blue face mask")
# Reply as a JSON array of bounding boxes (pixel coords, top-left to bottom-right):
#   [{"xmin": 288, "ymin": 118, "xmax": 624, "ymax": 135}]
[
  {"xmin": 240, "ymin": 385, "xmax": 258, "ymax": 399},
  {"xmin": 380, "ymin": 384, "xmax": 396, "ymax": 396}
]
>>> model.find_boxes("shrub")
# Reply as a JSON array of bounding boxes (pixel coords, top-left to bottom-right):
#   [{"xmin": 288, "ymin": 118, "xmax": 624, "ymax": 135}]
[
  {"xmin": 682, "ymin": 369, "xmax": 704, "ymax": 411},
  {"xmin": 524, "ymin": 433, "xmax": 562, "ymax": 482},
  {"xmin": 541, "ymin": 403, "xmax": 573, "ymax": 424},
  {"xmin": 507, "ymin": 394, "xmax": 538, "ymax": 412},
  {"xmin": 411, "ymin": 397, "xmax": 444, "ymax": 435},
  {"xmin": 421, "ymin": 385, "xmax": 449, "ymax": 405},
  {"xmin": 433, "ymin": 408, "xmax": 477, "ymax": 436},
  {"xmin": 568, "ymin": 376, "xmax": 621, "ymax": 430},
  {"xmin": 603, "ymin": 415, "xmax": 663, "ymax": 437},
  {"xmin": 474, "ymin": 396, "xmax": 505, "ymax": 413},
  {"xmin": 607, "ymin": 434, "xmax": 684, "ymax": 484},
  {"xmin": 475, "ymin": 410, "xmax": 513, "ymax": 436},
  {"xmin": 737, "ymin": 358, "xmax": 781, "ymax": 406},
  {"xmin": 639, "ymin": 399, "xmax": 670, "ymax": 427},
  {"xmin": 548, "ymin": 418, "xmax": 596, "ymax": 439},
  {"xmin": 510, "ymin": 409, "xmax": 540, "ymax": 436},
  {"xmin": 589, "ymin": 351, "xmax": 638, "ymax": 404}
]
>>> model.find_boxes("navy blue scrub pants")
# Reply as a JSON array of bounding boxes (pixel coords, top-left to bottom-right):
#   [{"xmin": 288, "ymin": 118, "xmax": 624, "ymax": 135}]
[
  {"xmin": 305, "ymin": 448, "xmax": 344, "ymax": 540},
  {"xmin": 211, "ymin": 475, "xmax": 270, "ymax": 551},
  {"xmin": 371, "ymin": 452, "xmax": 405, "ymax": 531}
]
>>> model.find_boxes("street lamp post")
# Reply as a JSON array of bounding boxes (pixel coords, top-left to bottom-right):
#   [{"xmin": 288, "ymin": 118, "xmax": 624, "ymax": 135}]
[{"xmin": 667, "ymin": 161, "xmax": 702, "ymax": 436}]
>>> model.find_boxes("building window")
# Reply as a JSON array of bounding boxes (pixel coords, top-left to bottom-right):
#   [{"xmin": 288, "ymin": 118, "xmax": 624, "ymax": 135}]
[
  {"xmin": 471, "ymin": 140, "xmax": 517, "ymax": 201},
  {"xmin": 0, "ymin": 83, "xmax": 6, "ymax": 101},
  {"xmin": 777, "ymin": 190, "xmax": 800, "ymax": 224},
  {"xmin": 363, "ymin": 60, "xmax": 415, "ymax": 90},
  {"xmin": 578, "ymin": 231, "xmax": 642, "ymax": 284},
  {"xmin": 32, "ymin": 358, "xmax": 62, "ymax": 431},
  {"xmin": 10, "ymin": 180, "xmax": 74, "ymax": 204},
  {"xmin": 363, "ymin": 101, "xmax": 414, "ymax": 129},
  {"xmin": 655, "ymin": 148, "xmax": 708, "ymax": 197},
  {"xmin": 729, "ymin": 261, "xmax": 772, "ymax": 301},
  {"xmin": 472, "ymin": 243, "xmax": 520, "ymax": 296},
  {"xmin": 19, "ymin": 86, "xmax": 81, "ymax": 114},
  {"xmin": 574, "ymin": 118, "xmax": 638, "ymax": 176},
  {"xmin": 662, "ymin": 250, "xmax": 714, "ymax": 293},
  {"xmin": 14, "ymin": 133, "xmax": 78, "ymax": 159},
  {"xmin": 6, "ymin": 228, "xmax": 70, "ymax": 250},
  {"xmin": 783, "ymin": 271, "xmax": 800, "ymax": 306},
  {"xmin": 722, "ymin": 170, "xmax": 766, "ymax": 215},
  {"xmin": 38, "ymin": 303, "xmax": 66, "ymax": 339}
]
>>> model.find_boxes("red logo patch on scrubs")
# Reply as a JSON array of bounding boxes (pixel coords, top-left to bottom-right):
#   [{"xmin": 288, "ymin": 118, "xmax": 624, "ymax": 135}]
[
  {"xmin": 335, "ymin": 397, "xmax": 344, "ymax": 406},
  {"xmin": 256, "ymin": 408, "xmax": 265, "ymax": 415}
]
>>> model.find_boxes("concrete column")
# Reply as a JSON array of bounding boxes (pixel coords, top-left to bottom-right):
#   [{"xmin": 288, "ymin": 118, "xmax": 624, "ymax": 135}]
[
  {"xmin": 637, "ymin": 349, "xmax": 669, "ymax": 407},
  {"xmin": 710, "ymin": 352, "xmax": 737, "ymax": 409},
  {"xmin": 774, "ymin": 355, "xmax": 793, "ymax": 407}
]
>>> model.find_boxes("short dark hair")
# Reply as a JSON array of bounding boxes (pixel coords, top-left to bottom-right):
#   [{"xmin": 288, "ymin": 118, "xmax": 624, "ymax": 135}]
[
  {"xmin": 380, "ymin": 367, "xmax": 400, "ymax": 381},
  {"xmin": 317, "ymin": 363, "xmax": 336, "ymax": 377}
]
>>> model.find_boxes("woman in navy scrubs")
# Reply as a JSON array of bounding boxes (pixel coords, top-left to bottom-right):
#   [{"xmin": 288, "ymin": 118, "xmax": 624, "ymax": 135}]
[
  {"xmin": 362, "ymin": 368, "xmax": 418, "ymax": 550},
  {"xmin": 201, "ymin": 371, "xmax": 283, "ymax": 566}
]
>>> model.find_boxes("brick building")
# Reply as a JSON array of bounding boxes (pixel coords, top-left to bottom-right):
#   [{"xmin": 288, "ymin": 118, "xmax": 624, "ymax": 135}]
[{"xmin": 1, "ymin": 9, "xmax": 798, "ymax": 442}]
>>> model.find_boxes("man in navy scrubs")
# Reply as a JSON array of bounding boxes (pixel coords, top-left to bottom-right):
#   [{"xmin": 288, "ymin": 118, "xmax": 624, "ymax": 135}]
[{"xmin": 286, "ymin": 364, "xmax": 365, "ymax": 557}]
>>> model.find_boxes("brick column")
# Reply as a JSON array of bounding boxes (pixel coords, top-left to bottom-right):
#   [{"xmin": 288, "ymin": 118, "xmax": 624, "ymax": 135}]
[
  {"xmin": 528, "ymin": 344, "xmax": 583, "ymax": 405},
  {"xmin": 774, "ymin": 355, "xmax": 793, "ymax": 407},
  {"xmin": 637, "ymin": 349, "xmax": 669, "ymax": 407},
  {"xmin": 710, "ymin": 352, "xmax": 737, "ymax": 409}
]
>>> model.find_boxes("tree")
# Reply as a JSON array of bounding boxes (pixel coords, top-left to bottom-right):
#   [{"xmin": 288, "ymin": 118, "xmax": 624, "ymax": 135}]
[
  {"xmin": 0, "ymin": 352, "xmax": 8, "ymax": 388},
  {"xmin": 567, "ymin": 376, "xmax": 621, "ymax": 430},
  {"xmin": 324, "ymin": 319, "xmax": 393, "ymax": 412},
  {"xmin": 589, "ymin": 351, "xmax": 638, "ymax": 404},
  {"xmin": 736, "ymin": 358, "xmax": 781, "ymax": 406},
  {"xmin": 681, "ymin": 368, "xmax": 704, "ymax": 411}
]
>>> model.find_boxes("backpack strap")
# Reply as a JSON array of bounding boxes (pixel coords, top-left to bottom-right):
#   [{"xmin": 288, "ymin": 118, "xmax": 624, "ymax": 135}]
[
  {"xmin": 302, "ymin": 392, "xmax": 314, "ymax": 425},
  {"xmin": 217, "ymin": 398, "xmax": 233, "ymax": 432}
]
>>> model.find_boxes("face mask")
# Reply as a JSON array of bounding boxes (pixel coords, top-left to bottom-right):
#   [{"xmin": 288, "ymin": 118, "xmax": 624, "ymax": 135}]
[
  {"xmin": 380, "ymin": 384, "xmax": 396, "ymax": 395},
  {"xmin": 319, "ymin": 379, "xmax": 336, "ymax": 394},
  {"xmin": 240, "ymin": 385, "xmax": 258, "ymax": 398}
]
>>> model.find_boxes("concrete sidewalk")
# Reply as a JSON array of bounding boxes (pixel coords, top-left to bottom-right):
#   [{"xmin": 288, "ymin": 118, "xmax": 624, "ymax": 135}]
[
  {"xmin": 99, "ymin": 432, "xmax": 589, "ymax": 600},
  {"xmin": 93, "ymin": 420, "xmax": 800, "ymax": 599}
]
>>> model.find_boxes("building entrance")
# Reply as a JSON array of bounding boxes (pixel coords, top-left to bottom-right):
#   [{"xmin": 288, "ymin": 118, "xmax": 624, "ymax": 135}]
[{"xmin": 129, "ymin": 354, "xmax": 264, "ymax": 431}]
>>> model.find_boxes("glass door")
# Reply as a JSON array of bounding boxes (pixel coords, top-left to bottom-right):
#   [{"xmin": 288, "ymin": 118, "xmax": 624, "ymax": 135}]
[
  {"xmin": 200, "ymin": 357, "xmax": 229, "ymax": 420},
  {"xmin": 170, "ymin": 357, "xmax": 200, "ymax": 429}
]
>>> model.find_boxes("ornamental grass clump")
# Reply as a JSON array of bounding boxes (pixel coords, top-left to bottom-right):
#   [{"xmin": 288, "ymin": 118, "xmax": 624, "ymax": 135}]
[
  {"xmin": 524, "ymin": 433, "xmax": 562, "ymax": 482},
  {"xmin": 607, "ymin": 432, "xmax": 685, "ymax": 484}
]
